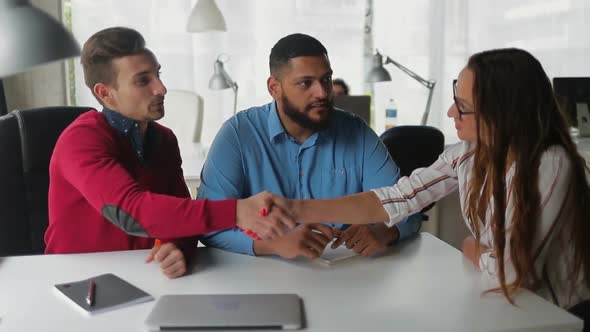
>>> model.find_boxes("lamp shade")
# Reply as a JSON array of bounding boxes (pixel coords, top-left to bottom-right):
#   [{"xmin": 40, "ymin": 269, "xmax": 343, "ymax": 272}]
[
  {"xmin": 366, "ymin": 51, "xmax": 392, "ymax": 83},
  {"xmin": 0, "ymin": 0, "xmax": 81, "ymax": 77},
  {"xmin": 208, "ymin": 59, "xmax": 232, "ymax": 90},
  {"xmin": 208, "ymin": 55, "xmax": 238, "ymax": 114},
  {"xmin": 186, "ymin": 0, "xmax": 227, "ymax": 32}
]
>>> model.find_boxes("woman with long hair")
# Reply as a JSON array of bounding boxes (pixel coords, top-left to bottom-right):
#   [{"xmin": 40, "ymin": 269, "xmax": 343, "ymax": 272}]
[{"xmin": 271, "ymin": 48, "xmax": 590, "ymax": 324}]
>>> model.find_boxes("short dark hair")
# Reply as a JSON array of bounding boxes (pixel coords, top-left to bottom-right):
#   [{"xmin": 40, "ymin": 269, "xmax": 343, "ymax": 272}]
[
  {"xmin": 81, "ymin": 27, "xmax": 150, "ymax": 101},
  {"xmin": 333, "ymin": 78, "xmax": 349, "ymax": 95},
  {"xmin": 269, "ymin": 33, "xmax": 328, "ymax": 76}
]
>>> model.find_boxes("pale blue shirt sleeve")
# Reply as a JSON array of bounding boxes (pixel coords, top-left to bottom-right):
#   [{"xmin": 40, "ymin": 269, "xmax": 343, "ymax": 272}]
[
  {"xmin": 359, "ymin": 122, "xmax": 422, "ymax": 242},
  {"xmin": 197, "ymin": 119, "xmax": 256, "ymax": 255}
]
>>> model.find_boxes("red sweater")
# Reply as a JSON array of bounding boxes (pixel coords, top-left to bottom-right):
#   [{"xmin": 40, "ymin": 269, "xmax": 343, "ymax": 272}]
[{"xmin": 45, "ymin": 110, "xmax": 236, "ymax": 254}]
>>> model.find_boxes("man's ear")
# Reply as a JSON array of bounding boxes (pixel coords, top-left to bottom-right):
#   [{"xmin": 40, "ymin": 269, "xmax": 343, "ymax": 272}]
[
  {"xmin": 93, "ymin": 83, "xmax": 113, "ymax": 106},
  {"xmin": 267, "ymin": 76, "xmax": 282, "ymax": 100}
]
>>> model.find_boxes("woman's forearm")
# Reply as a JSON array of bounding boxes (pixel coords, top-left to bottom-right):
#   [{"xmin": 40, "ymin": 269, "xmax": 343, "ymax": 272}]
[{"xmin": 293, "ymin": 191, "xmax": 389, "ymax": 224}]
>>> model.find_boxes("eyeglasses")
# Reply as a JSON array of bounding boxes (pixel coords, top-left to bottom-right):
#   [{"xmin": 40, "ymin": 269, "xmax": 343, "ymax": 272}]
[{"xmin": 453, "ymin": 79, "xmax": 476, "ymax": 120}]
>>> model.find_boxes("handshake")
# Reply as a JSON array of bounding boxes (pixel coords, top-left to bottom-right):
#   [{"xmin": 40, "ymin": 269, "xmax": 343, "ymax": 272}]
[
  {"xmin": 235, "ymin": 191, "xmax": 297, "ymax": 240},
  {"xmin": 235, "ymin": 192, "xmax": 398, "ymax": 259}
]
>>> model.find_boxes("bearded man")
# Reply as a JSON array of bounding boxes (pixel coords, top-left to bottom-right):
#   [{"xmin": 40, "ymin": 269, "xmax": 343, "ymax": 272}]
[{"xmin": 197, "ymin": 33, "xmax": 423, "ymax": 259}]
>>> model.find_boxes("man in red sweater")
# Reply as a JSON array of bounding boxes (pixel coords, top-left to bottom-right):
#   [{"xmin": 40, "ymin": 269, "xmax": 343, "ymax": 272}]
[{"xmin": 45, "ymin": 27, "xmax": 294, "ymax": 278}]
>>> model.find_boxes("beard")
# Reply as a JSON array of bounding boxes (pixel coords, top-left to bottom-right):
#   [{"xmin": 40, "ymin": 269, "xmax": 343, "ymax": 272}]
[{"xmin": 281, "ymin": 95, "xmax": 333, "ymax": 131}]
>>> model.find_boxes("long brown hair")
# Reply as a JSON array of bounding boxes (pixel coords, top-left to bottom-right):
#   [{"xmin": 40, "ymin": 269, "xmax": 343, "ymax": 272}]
[{"xmin": 465, "ymin": 48, "xmax": 590, "ymax": 303}]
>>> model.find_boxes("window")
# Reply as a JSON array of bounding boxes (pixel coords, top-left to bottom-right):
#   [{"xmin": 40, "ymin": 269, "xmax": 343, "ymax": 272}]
[
  {"xmin": 67, "ymin": 0, "xmax": 590, "ymax": 144},
  {"xmin": 67, "ymin": 0, "xmax": 366, "ymax": 146}
]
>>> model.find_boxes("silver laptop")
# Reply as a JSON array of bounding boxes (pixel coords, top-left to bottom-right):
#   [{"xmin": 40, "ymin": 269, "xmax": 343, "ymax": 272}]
[{"xmin": 145, "ymin": 294, "xmax": 302, "ymax": 330}]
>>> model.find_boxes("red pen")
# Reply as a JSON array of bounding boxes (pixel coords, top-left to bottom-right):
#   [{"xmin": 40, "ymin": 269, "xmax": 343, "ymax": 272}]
[{"xmin": 86, "ymin": 279, "xmax": 95, "ymax": 307}]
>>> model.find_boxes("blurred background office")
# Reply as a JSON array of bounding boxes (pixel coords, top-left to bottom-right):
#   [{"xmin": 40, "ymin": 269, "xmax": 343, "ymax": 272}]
[
  {"xmin": 332, "ymin": 78, "xmax": 350, "ymax": 96},
  {"xmin": 2, "ymin": 0, "xmax": 589, "ymax": 248},
  {"xmin": 5, "ymin": 0, "xmax": 589, "ymax": 143}
]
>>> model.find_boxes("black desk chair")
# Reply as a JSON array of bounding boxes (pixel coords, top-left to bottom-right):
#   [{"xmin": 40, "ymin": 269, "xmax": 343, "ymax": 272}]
[
  {"xmin": 380, "ymin": 125, "xmax": 445, "ymax": 219},
  {"xmin": 0, "ymin": 113, "xmax": 28, "ymax": 256},
  {"xmin": 0, "ymin": 107, "xmax": 92, "ymax": 256},
  {"xmin": 380, "ymin": 125, "xmax": 445, "ymax": 177},
  {"xmin": 569, "ymin": 300, "xmax": 590, "ymax": 332}
]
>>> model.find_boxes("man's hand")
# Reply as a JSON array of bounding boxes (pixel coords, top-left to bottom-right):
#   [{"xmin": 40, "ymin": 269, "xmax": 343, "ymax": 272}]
[
  {"xmin": 332, "ymin": 224, "xmax": 398, "ymax": 257},
  {"xmin": 254, "ymin": 224, "xmax": 337, "ymax": 259},
  {"xmin": 236, "ymin": 191, "xmax": 296, "ymax": 240},
  {"xmin": 145, "ymin": 242, "xmax": 187, "ymax": 279},
  {"xmin": 261, "ymin": 192, "xmax": 297, "ymax": 219}
]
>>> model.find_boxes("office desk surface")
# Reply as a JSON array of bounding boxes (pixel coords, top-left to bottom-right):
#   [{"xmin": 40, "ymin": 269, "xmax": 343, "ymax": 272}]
[{"xmin": 0, "ymin": 233, "xmax": 581, "ymax": 331}]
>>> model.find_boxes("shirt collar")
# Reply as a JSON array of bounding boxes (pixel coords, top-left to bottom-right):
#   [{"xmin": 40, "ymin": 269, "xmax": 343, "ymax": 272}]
[
  {"xmin": 267, "ymin": 101, "xmax": 332, "ymax": 144},
  {"xmin": 102, "ymin": 107, "xmax": 139, "ymax": 135},
  {"xmin": 268, "ymin": 101, "xmax": 286, "ymax": 142},
  {"xmin": 102, "ymin": 107, "xmax": 155, "ymax": 163}
]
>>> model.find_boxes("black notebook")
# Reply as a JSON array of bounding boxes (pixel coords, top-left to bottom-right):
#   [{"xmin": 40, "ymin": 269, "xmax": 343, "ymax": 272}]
[{"xmin": 54, "ymin": 273, "xmax": 153, "ymax": 315}]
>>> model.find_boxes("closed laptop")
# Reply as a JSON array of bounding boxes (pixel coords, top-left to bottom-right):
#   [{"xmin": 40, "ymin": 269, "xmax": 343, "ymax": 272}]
[{"xmin": 145, "ymin": 293, "xmax": 302, "ymax": 330}]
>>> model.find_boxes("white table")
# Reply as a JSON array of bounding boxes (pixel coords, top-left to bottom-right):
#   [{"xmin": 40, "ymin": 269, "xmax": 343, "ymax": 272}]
[{"xmin": 0, "ymin": 233, "xmax": 582, "ymax": 331}]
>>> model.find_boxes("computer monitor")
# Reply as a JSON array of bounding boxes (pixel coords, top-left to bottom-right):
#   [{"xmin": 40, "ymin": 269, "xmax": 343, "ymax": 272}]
[
  {"xmin": 553, "ymin": 77, "xmax": 590, "ymax": 129},
  {"xmin": 333, "ymin": 95, "xmax": 371, "ymax": 125}
]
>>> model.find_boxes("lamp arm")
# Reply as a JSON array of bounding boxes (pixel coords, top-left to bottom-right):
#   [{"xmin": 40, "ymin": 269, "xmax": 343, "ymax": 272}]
[
  {"xmin": 420, "ymin": 81, "xmax": 436, "ymax": 125},
  {"xmin": 381, "ymin": 54, "xmax": 436, "ymax": 125},
  {"xmin": 232, "ymin": 82, "xmax": 238, "ymax": 115},
  {"xmin": 383, "ymin": 56, "xmax": 435, "ymax": 89}
]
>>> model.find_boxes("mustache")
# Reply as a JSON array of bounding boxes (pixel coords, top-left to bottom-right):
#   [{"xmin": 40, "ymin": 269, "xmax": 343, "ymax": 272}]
[{"xmin": 305, "ymin": 98, "xmax": 333, "ymax": 110}]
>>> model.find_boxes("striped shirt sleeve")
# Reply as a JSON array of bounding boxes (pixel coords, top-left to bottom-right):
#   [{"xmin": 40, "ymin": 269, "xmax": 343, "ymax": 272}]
[{"xmin": 371, "ymin": 143, "xmax": 464, "ymax": 227}]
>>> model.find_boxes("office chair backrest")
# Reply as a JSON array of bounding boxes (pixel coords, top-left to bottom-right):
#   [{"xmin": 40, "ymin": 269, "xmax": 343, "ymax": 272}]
[
  {"xmin": 0, "ymin": 113, "xmax": 29, "ymax": 256},
  {"xmin": 0, "ymin": 107, "xmax": 91, "ymax": 256},
  {"xmin": 380, "ymin": 125, "xmax": 445, "ymax": 177},
  {"xmin": 158, "ymin": 91, "xmax": 204, "ymax": 186},
  {"xmin": 158, "ymin": 89, "xmax": 203, "ymax": 150}
]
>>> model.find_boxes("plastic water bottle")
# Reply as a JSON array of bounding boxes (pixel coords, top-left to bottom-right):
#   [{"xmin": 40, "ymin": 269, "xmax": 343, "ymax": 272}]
[{"xmin": 385, "ymin": 98, "xmax": 398, "ymax": 130}]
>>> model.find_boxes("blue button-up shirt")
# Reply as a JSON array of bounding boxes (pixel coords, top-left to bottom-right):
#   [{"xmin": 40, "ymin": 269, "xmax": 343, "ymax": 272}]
[{"xmin": 198, "ymin": 102, "xmax": 422, "ymax": 255}]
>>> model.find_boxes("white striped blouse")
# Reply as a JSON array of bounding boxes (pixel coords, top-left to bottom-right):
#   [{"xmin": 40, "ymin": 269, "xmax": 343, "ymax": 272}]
[{"xmin": 372, "ymin": 141, "xmax": 589, "ymax": 309}]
